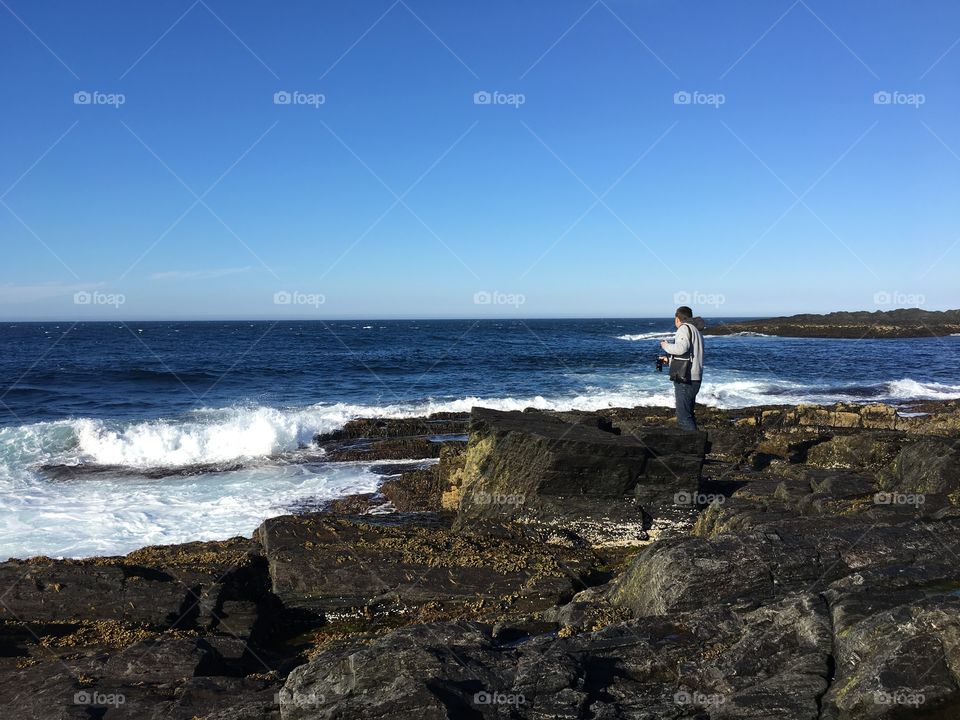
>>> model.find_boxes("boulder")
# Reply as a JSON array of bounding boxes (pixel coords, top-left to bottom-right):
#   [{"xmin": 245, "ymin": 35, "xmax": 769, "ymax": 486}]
[
  {"xmin": 691, "ymin": 467, "xmax": 936, "ymax": 539},
  {"xmin": 453, "ymin": 408, "xmax": 707, "ymax": 539},
  {"xmin": 609, "ymin": 516, "xmax": 960, "ymax": 616},
  {"xmin": 823, "ymin": 585, "xmax": 960, "ymax": 719},
  {"xmin": 379, "ymin": 466, "xmax": 446, "ymax": 512},
  {"xmin": 804, "ymin": 431, "xmax": 905, "ymax": 471},
  {"xmin": 608, "ymin": 529, "xmax": 825, "ymax": 615},
  {"xmin": 877, "ymin": 436, "xmax": 960, "ymax": 501},
  {"xmin": 282, "ymin": 593, "xmax": 831, "ymax": 720}
]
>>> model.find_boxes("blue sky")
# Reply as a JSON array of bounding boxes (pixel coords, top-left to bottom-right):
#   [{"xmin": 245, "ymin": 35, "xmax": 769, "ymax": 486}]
[{"xmin": 1, "ymin": 0, "xmax": 958, "ymax": 319}]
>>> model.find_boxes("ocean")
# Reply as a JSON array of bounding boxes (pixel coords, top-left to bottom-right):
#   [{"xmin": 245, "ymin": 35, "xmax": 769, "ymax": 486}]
[{"xmin": 2, "ymin": 318, "xmax": 959, "ymax": 560}]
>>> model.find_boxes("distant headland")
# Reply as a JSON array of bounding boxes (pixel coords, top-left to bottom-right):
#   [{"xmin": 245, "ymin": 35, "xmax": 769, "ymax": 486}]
[{"xmin": 705, "ymin": 308, "xmax": 960, "ymax": 338}]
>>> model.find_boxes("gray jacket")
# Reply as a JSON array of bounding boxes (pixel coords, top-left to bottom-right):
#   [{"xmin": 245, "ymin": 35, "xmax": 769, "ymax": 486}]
[{"xmin": 662, "ymin": 317, "xmax": 705, "ymax": 381}]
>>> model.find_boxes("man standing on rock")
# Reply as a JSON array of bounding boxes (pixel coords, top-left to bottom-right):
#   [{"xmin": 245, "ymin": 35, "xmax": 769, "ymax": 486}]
[{"xmin": 658, "ymin": 306, "xmax": 705, "ymax": 431}]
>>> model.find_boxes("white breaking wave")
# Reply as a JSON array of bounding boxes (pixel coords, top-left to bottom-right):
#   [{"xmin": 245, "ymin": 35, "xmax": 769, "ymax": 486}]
[
  {"xmin": 883, "ymin": 378, "xmax": 960, "ymax": 400},
  {"xmin": 3, "ymin": 376, "xmax": 960, "ymax": 560},
  {"xmin": 617, "ymin": 331, "xmax": 773, "ymax": 340},
  {"xmin": 0, "ymin": 459, "xmax": 388, "ymax": 560},
  {"xmin": 3, "ymin": 375, "xmax": 959, "ymax": 474},
  {"xmin": 68, "ymin": 394, "xmax": 669, "ymax": 468},
  {"xmin": 71, "ymin": 406, "xmax": 320, "ymax": 468},
  {"xmin": 616, "ymin": 331, "xmax": 675, "ymax": 341},
  {"xmin": 2, "ymin": 396, "xmax": 653, "ymax": 473}
]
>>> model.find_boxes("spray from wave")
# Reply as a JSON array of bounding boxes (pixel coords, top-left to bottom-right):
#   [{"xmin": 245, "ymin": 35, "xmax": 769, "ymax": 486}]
[
  {"xmin": 616, "ymin": 331, "xmax": 675, "ymax": 341},
  {"xmin": 2, "ymin": 377, "xmax": 958, "ymax": 473},
  {"xmin": 2, "ymin": 395, "xmax": 660, "ymax": 471},
  {"xmin": 2, "ymin": 378, "xmax": 960, "ymax": 560},
  {"xmin": 616, "ymin": 331, "xmax": 770, "ymax": 340}
]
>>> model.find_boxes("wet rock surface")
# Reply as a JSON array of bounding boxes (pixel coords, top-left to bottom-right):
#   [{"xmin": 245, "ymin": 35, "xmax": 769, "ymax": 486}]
[
  {"xmin": 254, "ymin": 513, "xmax": 599, "ymax": 618},
  {"xmin": 3, "ymin": 399, "xmax": 960, "ymax": 718},
  {"xmin": 454, "ymin": 408, "xmax": 708, "ymax": 544},
  {"xmin": 314, "ymin": 414, "xmax": 468, "ymax": 462}
]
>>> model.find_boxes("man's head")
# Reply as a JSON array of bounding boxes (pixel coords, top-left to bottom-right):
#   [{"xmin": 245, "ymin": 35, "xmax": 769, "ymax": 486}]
[{"xmin": 675, "ymin": 305, "xmax": 693, "ymax": 328}]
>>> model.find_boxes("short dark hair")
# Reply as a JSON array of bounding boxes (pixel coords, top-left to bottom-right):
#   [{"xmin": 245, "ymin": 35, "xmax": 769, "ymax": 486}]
[{"xmin": 675, "ymin": 306, "xmax": 693, "ymax": 321}]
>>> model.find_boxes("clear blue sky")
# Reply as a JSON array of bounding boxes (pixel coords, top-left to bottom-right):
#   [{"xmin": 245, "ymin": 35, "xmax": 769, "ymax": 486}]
[{"xmin": 1, "ymin": 0, "xmax": 958, "ymax": 319}]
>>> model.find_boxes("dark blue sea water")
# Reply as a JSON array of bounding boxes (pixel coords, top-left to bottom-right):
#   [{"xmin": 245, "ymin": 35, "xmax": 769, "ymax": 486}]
[{"xmin": 2, "ymin": 319, "xmax": 959, "ymax": 559}]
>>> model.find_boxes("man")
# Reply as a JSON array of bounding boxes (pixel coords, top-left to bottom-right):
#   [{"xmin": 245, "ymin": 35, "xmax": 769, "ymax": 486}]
[{"xmin": 658, "ymin": 306, "xmax": 705, "ymax": 431}]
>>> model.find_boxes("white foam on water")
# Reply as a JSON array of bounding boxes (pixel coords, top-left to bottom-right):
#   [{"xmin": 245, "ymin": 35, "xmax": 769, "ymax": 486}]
[
  {"xmin": 71, "ymin": 406, "xmax": 320, "ymax": 467},
  {"xmin": 2, "ymin": 376, "xmax": 959, "ymax": 560},
  {"xmin": 616, "ymin": 331, "xmax": 675, "ymax": 341},
  {"xmin": 616, "ymin": 330, "xmax": 772, "ymax": 341},
  {"xmin": 883, "ymin": 378, "xmax": 960, "ymax": 400},
  {"xmin": 0, "ymin": 460, "xmax": 386, "ymax": 560},
  {"xmin": 4, "ymin": 375, "xmax": 960, "ymax": 473}
]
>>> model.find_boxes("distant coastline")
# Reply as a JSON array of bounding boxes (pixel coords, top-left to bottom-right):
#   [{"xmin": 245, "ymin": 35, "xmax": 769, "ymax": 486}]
[{"xmin": 704, "ymin": 308, "xmax": 960, "ymax": 339}]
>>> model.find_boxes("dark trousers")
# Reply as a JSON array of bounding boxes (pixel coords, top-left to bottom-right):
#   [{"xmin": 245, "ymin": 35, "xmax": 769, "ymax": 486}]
[{"xmin": 673, "ymin": 380, "xmax": 701, "ymax": 431}]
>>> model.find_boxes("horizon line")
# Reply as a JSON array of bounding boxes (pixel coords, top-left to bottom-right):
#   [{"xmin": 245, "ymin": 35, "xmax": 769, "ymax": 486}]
[
  {"xmin": 0, "ymin": 315, "xmax": 761, "ymax": 323},
  {"xmin": 0, "ymin": 309, "xmax": 949, "ymax": 324}
]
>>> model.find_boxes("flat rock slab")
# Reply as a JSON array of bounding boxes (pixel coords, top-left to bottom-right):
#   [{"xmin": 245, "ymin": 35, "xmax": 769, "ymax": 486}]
[
  {"xmin": 0, "ymin": 538, "xmax": 266, "ymax": 635},
  {"xmin": 314, "ymin": 414, "xmax": 468, "ymax": 442},
  {"xmin": 454, "ymin": 407, "xmax": 707, "ymax": 533},
  {"xmin": 254, "ymin": 514, "xmax": 599, "ymax": 618},
  {"xmin": 0, "ymin": 562, "xmax": 189, "ymax": 627},
  {"xmin": 0, "ymin": 655, "xmax": 281, "ymax": 720}
]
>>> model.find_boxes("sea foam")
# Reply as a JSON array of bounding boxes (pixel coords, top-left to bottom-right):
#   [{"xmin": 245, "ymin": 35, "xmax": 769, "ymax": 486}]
[{"xmin": 4, "ymin": 376, "xmax": 959, "ymax": 473}]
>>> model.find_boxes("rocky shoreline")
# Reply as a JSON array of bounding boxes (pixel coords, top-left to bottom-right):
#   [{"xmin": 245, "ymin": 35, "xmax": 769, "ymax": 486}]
[
  {"xmin": 3, "ymin": 399, "xmax": 960, "ymax": 718},
  {"xmin": 704, "ymin": 308, "xmax": 960, "ymax": 338}
]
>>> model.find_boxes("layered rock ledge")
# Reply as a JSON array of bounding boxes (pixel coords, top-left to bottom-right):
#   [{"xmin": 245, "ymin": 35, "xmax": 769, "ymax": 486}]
[{"xmin": 3, "ymin": 399, "xmax": 960, "ymax": 718}]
